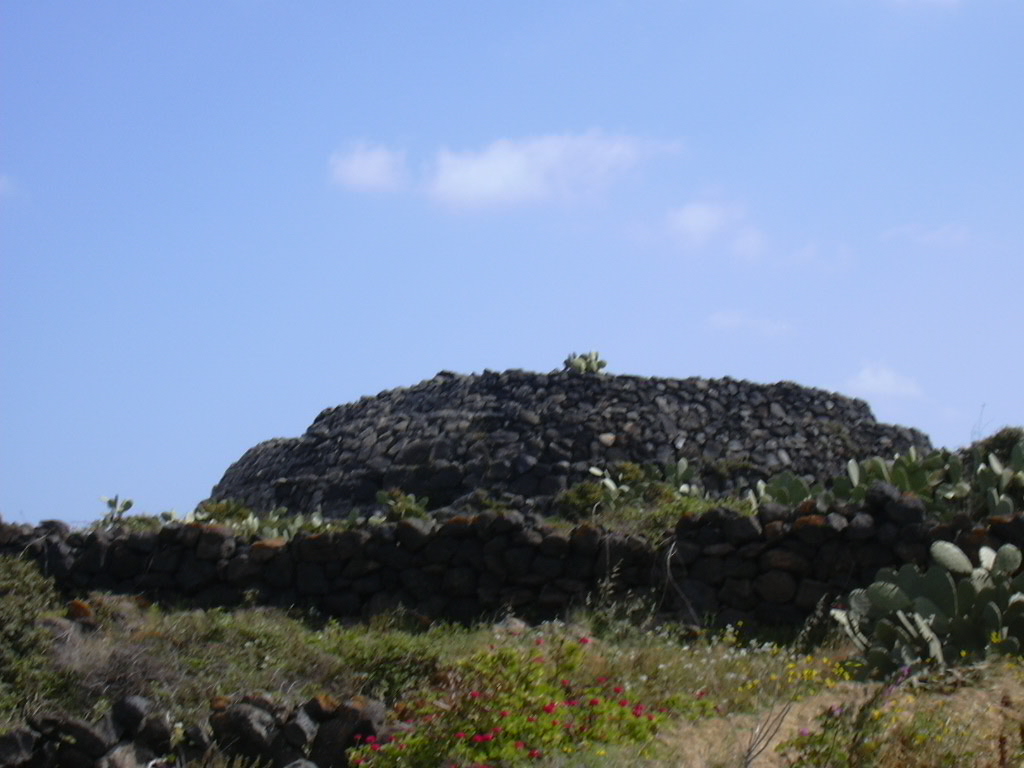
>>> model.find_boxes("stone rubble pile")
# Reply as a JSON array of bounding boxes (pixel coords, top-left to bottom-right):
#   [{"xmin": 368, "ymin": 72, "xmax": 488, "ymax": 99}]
[
  {"xmin": 207, "ymin": 369, "xmax": 932, "ymax": 518},
  {"xmin": 0, "ymin": 691, "xmax": 388, "ymax": 768}
]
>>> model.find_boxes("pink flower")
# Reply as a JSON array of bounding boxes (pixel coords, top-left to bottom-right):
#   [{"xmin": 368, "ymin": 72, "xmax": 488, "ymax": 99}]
[
  {"xmin": 596, "ymin": 676, "xmax": 609, "ymax": 683},
  {"xmin": 589, "ymin": 698, "xmax": 602, "ymax": 706},
  {"xmin": 500, "ymin": 710, "xmax": 511, "ymax": 717},
  {"xmin": 528, "ymin": 749, "xmax": 543, "ymax": 759},
  {"xmin": 579, "ymin": 636, "xmax": 591, "ymax": 644},
  {"xmin": 470, "ymin": 691, "xmax": 482, "ymax": 699},
  {"xmin": 515, "ymin": 741, "xmax": 526, "ymax": 750},
  {"xmin": 613, "ymin": 686, "xmax": 624, "ymax": 694},
  {"xmin": 455, "ymin": 732, "xmax": 467, "ymax": 740},
  {"xmin": 543, "ymin": 703, "xmax": 558, "ymax": 714}
]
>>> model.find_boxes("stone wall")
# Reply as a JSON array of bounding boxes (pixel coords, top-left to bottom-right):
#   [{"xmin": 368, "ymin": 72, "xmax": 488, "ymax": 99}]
[
  {"xmin": 207, "ymin": 369, "xmax": 932, "ymax": 518},
  {"xmin": 4, "ymin": 489, "xmax": 1022, "ymax": 629}
]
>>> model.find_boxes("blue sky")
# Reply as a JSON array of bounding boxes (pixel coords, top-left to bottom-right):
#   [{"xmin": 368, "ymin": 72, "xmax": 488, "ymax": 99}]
[{"xmin": 2, "ymin": 1, "xmax": 1021, "ymax": 525}]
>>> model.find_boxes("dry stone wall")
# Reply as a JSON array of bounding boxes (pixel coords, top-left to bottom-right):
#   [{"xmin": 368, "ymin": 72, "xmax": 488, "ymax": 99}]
[
  {"xmin": 207, "ymin": 369, "xmax": 932, "ymax": 518},
  {"xmin": 4, "ymin": 493, "xmax": 1023, "ymax": 629}
]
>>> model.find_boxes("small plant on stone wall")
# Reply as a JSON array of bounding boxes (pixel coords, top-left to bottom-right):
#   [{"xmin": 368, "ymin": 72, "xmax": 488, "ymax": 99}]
[
  {"xmin": 375, "ymin": 488, "xmax": 429, "ymax": 521},
  {"xmin": 563, "ymin": 351, "xmax": 608, "ymax": 374},
  {"xmin": 168, "ymin": 501, "xmax": 331, "ymax": 540},
  {"xmin": 99, "ymin": 495, "xmax": 134, "ymax": 525}
]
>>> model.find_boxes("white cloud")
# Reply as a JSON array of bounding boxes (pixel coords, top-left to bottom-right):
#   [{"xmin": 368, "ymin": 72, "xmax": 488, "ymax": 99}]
[
  {"xmin": 705, "ymin": 310, "xmax": 791, "ymax": 337},
  {"xmin": 732, "ymin": 228, "xmax": 766, "ymax": 262},
  {"xmin": 330, "ymin": 143, "xmax": 407, "ymax": 191},
  {"xmin": 883, "ymin": 223, "xmax": 969, "ymax": 248},
  {"xmin": 668, "ymin": 202, "xmax": 743, "ymax": 248},
  {"xmin": 426, "ymin": 132, "xmax": 656, "ymax": 207},
  {"xmin": 848, "ymin": 363, "xmax": 923, "ymax": 398}
]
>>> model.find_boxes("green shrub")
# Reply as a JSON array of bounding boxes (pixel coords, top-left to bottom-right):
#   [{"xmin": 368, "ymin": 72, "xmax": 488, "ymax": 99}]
[
  {"xmin": 347, "ymin": 631, "xmax": 666, "ymax": 767},
  {"xmin": 0, "ymin": 556, "xmax": 73, "ymax": 724}
]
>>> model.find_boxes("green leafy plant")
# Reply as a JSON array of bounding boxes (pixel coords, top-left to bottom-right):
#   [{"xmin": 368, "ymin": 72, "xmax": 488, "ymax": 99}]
[
  {"xmin": 374, "ymin": 489, "xmax": 430, "ymax": 521},
  {"xmin": 563, "ymin": 351, "xmax": 608, "ymax": 374},
  {"xmin": 831, "ymin": 540, "xmax": 1024, "ymax": 679}
]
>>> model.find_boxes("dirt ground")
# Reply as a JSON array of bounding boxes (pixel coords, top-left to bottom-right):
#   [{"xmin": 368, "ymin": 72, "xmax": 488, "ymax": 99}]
[{"xmin": 656, "ymin": 664, "xmax": 1024, "ymax": 768}]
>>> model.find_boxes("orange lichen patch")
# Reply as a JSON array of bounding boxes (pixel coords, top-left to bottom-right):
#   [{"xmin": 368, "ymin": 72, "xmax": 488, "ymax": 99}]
[
  {"xmin": 307, "ymin": 693, "xmax": 341, "ymax": 719},
  {"xmin": 793, "ymin": 514, "xmax": 827, "ymax": 530},
  {"xmin": 797, "ymin": 499, "xmax": 818, "ymax": 517},
  {"xmin": 210, "ymin": 695, "xmax": 232, "ymax": 712},
  {"xmin": 250, "ymin": 538, "xmax": 289, "ymax": 562},
  {"xmin": 66, "ymin": 599, "xmax": 94, "ymax": 620}
]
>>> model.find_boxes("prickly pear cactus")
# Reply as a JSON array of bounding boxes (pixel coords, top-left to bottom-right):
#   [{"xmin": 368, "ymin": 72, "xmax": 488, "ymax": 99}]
[{"xmin": 832, "ymin": 540, "xmax": 1024, "ymax": 679}]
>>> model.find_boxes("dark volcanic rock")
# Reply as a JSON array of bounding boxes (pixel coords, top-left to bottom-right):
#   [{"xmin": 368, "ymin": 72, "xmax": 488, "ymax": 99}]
[{"xmin": 206, "ymin": 370, "xmax": 931, "ymax": 518}]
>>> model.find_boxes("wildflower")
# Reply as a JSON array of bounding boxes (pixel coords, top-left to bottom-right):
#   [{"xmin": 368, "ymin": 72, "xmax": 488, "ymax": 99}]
[
  {"xmin": 528, "ymin": 749, "xmax": 543, "ymax": 758},
  {"xmin": 470, "ymin": 691, "xmax": 482, "ymax": 698},
  {"xmin": 579, "ymin": 636, "xmax": 591, "ymax": 644}
]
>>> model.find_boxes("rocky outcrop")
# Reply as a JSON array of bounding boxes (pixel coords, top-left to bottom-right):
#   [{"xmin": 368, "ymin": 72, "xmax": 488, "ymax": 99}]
[
  {"xmin": 0, "ymin": 693, "xmax": 388, "ymax": 768},
  {"xmin": 207, "ymin": 370, "xmax": 932, "ymax": 518}
]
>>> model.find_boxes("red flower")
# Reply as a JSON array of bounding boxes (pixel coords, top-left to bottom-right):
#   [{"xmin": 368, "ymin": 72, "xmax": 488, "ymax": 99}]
[
  {"xmin": 499, "ymin": 710, "xmax": 511, "ymax": 717},
  {"xmin": 515, "ymin": 741, "xmax": 526, "ymax": 750},
  {"xmin": 455, "ymin": 732, "xmax": 467, "ymax": 739},
  {"xmin": 470, "ymin": 691, "xmax": 482, "ymax": 699},
  {"xmin": 543, "ymin": 703, "xmax": 558, "ymax": 714},
  {"xmin": 529, "ymin": 749, "xmax": 543, "ymax": 759},
  {"xmin": 579, "ymin": 636, "xmax": 591, "ymax": 644},
  {"xmin": 613, "ymin": 686, "xmax": 624, "ymax": 694},
  {"xmin": 589, "ymin": 698, "xmax": 602, "ymax": 706}
]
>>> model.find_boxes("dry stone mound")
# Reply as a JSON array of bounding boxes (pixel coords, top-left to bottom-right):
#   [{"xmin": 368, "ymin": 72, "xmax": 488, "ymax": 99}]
[{"xmin": 207, "ymin": 369, "xmax": 932, "ymax": 517}]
